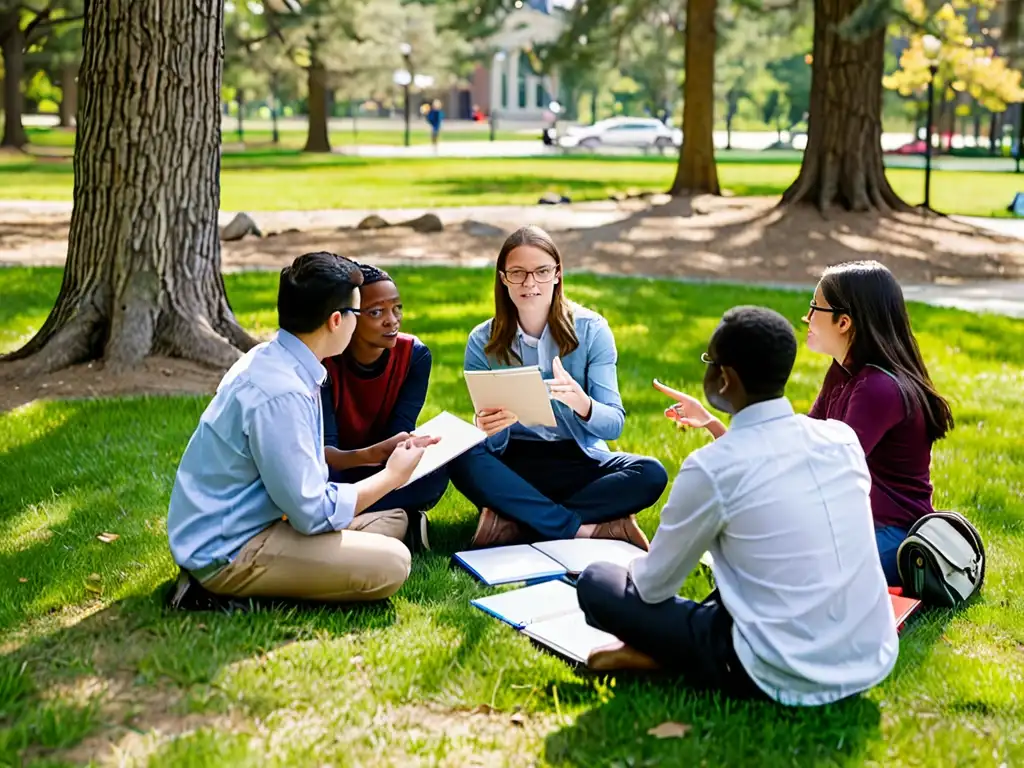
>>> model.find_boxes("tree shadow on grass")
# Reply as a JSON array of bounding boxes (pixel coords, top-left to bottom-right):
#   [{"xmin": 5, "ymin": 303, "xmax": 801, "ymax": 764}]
[
  {"xmin": 538, "ymin": 599, "xmax": 962, "ymax": 768},
  {"xmin": 543, "ymin": 684, "xmax": 885, "ymax": 767}
]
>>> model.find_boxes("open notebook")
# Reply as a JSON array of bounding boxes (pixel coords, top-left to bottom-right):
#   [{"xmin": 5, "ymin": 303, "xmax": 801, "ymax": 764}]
[
  {"xmin": 401, "ymin": 411, "xmax": 486, "ymax": 489},
  {"xmin": 453, "ymin": 538, "xmax": 648, "ymax": 587},
  {"xmin": 471, "ymin": 580, "xmax": 617, "ymax": 665}
]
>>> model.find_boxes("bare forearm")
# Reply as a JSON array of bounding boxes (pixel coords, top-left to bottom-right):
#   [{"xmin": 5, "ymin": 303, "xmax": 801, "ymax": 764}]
[
  {"xmin": 707, "ymin": 419, "xmax": 728, "ymax": 439},
  {"xmin": 325, "ymin": 446, "xmax": 374, "ymax": 472},
  {"xmin": 353, "ymin": 467, "xmax": 402, "ymax": 513}
]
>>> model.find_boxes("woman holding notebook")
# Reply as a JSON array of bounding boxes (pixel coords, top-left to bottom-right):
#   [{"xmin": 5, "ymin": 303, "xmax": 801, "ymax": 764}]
[{"xmin": 449, "ymin": 226, "xmax": 668, "ymax": 550}]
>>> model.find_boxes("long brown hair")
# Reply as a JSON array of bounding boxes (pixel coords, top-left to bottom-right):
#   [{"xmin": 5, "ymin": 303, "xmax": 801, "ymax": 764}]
[
  {"xmin": 820, "ymin": 260, "xmax": 954, "ymax": 442},
  {"xmin": 484, "ymin": 226, "xmax": 579, "ymax": 366}
]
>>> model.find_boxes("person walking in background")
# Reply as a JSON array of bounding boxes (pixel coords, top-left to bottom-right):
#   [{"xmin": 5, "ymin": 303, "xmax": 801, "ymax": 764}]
[{"xmin": 426, "ymin": 100, "xmax": 444, "ymax": 151}]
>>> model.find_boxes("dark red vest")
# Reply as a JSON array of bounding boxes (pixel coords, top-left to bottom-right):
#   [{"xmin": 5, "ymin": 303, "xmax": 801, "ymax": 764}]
[{"xmin": 323, "ymin": 334, "xmax": 414, "ymax": 449}]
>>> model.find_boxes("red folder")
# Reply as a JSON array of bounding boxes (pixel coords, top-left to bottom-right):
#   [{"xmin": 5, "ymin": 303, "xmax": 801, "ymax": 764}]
[{"xmin": 889, "ymin": 587, "xmax": 922, "ymax": 632}]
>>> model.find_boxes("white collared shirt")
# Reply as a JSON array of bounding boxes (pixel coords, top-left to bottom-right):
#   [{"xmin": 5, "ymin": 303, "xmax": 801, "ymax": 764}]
[{"xmin": 630, "ymin": 398, "xmax": 899, "ymax": 706}]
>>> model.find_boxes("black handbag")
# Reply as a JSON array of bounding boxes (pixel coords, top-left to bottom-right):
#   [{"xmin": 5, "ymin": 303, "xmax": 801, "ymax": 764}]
[{"xmin": 897, "ymin": 511, "xmax": 986, "ymax": 607}]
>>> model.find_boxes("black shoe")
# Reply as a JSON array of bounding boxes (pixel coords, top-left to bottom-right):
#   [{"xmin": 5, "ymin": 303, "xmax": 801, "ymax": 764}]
[
  {"xmin": 166, "ymin": 569, "xmax": 249, "ymax": 613},
  {"xmin": 403, "ymin": 509, "xmax": 431, "ymax": 555}
]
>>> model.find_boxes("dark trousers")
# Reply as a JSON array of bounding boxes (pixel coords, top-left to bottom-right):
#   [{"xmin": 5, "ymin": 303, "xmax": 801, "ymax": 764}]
[
  {"xmin": 448, "ymin": 438, "xmax": 668, "ymax": 540},
  {"xmin": 577, "ymin": 561, "xmax": 767, "ymax": 700},
  {"xmin": 875, "ymin": 525, "xmax": 909, "ymax": 587},
  {"xmin": 332, "ymin": 465, "xmax": 449, "ymax": 514}
]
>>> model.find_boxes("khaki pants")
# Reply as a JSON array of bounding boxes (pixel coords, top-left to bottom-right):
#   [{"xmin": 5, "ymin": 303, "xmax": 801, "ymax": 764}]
[{"xmin": 202, "ymin": 509, "xmax": 411, "ymax": 603}]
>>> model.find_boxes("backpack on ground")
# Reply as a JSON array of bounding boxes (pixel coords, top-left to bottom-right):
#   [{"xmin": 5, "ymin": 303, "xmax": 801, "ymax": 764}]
[{"xmin": 897, "ymin": 511, "xmax": 985, "ymax": 608}]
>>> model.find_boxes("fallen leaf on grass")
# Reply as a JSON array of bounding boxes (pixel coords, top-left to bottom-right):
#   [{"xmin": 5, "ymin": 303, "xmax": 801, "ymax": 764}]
[
  {"xmin": 18, "ymin": 577, "xmax": 28, "ymax": 583},
  {"xmin": 97, "ymin": 532, "xmax": 120, "ymax": 543},
  {"xmin": 647, "ymin": 721, "xmax": 692, "ymax": 739}
]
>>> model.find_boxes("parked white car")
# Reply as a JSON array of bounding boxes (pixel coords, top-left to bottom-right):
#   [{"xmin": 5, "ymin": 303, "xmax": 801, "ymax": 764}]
[{"xmin": 559, "ymin": 117, "xmax": 682, "ymax": 151}]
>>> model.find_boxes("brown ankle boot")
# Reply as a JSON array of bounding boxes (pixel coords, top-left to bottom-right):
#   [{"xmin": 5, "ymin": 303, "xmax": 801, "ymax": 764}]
[
  {"xmin": 469, "ymin": 507, "xmax": 526, "ymax": 549},
  {"xmin": 589, "ymin": 514, "xmax": 650, "ymax": 551}
]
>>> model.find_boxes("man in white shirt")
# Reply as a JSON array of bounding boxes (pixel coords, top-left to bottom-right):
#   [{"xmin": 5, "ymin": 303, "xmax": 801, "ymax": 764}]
[{"xmin": 576, "ymin": 306, "xmax": 899, "ymax": 705}]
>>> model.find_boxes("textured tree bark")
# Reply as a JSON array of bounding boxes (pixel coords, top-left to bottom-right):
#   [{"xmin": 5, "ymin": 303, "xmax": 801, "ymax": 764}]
[
  {"xmin": 781, "ymin": 0, "xmax": 910, "ymax": 212},
  {"xmin": 0, "ymin": 16, "xmax": 28, "ymax": 148},
  {"xmin": 304, "ymin": 61, "xmax": 331, "ymax": 153},
  {"xmin": 1, "ymin": 0, "xmax": 256, "ymax": 377},
  {"xmin": 669, "ymin": 0, "xmax": 719, "ymax": 196},
  {"xmin": 58, "ymin": 62, "xmax": 78, "ymax": 128}
]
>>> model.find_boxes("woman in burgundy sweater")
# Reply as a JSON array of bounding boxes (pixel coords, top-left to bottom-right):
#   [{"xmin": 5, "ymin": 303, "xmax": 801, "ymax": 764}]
[
  {"xmin": 804, "ymin": 261, "xmax": 954, "ymax": 585},
  {"xmin": 320, "ymin": 264, "xmax": 448, "ymax": 545},
  {"xmin": 655, "ymin": 261, "xmax": 954, "ymax": 587}
]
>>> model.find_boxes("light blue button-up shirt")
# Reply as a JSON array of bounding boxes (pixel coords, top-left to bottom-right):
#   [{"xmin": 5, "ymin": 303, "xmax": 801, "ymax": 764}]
[
  {"xmin": 167, "ymin": 330, "xmax": 357, "ymax": 572},
  {"xmin": 509, "ymin": 326, "xmax": 574, "ymax": 442},
  {"xmin": 465, "ymin": 304, "xmax": 626, "ymax": 460}
]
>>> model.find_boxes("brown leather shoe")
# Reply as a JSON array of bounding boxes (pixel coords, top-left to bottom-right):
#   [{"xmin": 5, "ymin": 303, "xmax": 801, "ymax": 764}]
[
  {"xmin": 469, "ymin": 507, "xmax": 526, "ymax": 549},
  {"xmin": 588, "ymin": 640, "xmax": 661, "ymax": 672},
  {"xmin": 589, "ymin": 515, "xmax": 650, "ymax": 551}
]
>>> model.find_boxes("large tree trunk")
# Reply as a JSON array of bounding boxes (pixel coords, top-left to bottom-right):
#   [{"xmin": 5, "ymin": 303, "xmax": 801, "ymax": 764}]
[
  {"xmin": 58, "ymin": 62, "xmax": 78, "ymax": 128},
  {"xmin": 0, "ymin": 16, "xmax": 28, "ymax": 149},
  {"xmin": 1, "ymin": 0, "xmax": 255, "ymax": 377},
  {"xmin": 781, "ymin": 0, "xmax": 909, "ymax": 212},
  {"xmin": 303, "ymin": 60, "xmax": 331, "ymax": 153},
  {"xmin": 669, "ymin": 0, "xmax": 719, "ymax": 196}
]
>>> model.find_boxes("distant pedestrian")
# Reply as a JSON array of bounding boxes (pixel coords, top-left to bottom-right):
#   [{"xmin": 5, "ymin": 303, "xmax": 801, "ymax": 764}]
[{"xmin": 426, "ymin": 100, "xmax": 444, "ymax": 151}]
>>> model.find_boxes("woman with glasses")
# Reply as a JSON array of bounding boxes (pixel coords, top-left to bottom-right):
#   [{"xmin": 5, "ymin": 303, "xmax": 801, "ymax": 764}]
[
  {"xmin": 658, "ymin": 260, "xmax": 953, "ymax": 586},
  {"xmin": 320, "ymin": 262, "xmax": 446, "ymax": 551},
  {"xmin": 449, "ymin": 226, "xmax": 668, "ymax": 550}
]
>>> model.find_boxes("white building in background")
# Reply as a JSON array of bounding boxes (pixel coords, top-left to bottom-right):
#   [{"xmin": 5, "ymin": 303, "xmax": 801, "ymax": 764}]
[{"xmin": 446, "ymin": 0, "xmax": 567, "ymax": 123}]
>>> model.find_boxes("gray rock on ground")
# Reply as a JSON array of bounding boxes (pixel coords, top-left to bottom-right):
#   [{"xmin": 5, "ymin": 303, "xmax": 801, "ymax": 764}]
[
  {"xmin": 398, "ymin": 213, "xmax": 444, "ymax": 233},
  {"xmin": 220, "ymin": 212, "xmax": 262, "ymax": 242},
  {"xmin": 357, "ymin": 214, "xmax": 391, "ymax": 230},
  {"xmin": 462, "ymin": 220, "xmax": 507, "ymax": 238}
]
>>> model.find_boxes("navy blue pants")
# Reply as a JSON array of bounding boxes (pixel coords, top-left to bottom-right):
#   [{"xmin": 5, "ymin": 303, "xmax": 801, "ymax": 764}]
[
  {"xmin": 875, "ymin": 525, "xmax": 909, "ymax": 587},
  {"xmin": 332, "ymin": 465, "xmax": 449, "ymax": 513},
  {"xmin": 448, "ymin": 438, "xmax": 668, "ymax": 540}
]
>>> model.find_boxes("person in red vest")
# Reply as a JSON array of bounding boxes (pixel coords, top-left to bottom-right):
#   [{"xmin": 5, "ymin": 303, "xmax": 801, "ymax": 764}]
[{"xmin": 320, "ymin": 263, "xmax": 445, "ymax": 552}]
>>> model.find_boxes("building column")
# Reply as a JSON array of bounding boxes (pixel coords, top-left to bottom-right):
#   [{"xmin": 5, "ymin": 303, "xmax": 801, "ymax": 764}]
[
  {"xmin": 490, "ymin": 54, "xmax": 503, "ymax": 111},
  {"xmin": 507, "ymin": 51, "xmax": 519, "ymax": 112}
]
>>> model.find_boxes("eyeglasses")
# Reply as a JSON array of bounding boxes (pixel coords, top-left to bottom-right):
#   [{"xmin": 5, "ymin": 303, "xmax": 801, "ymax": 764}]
[
  {"xmin": 700, "ymin": 352, "xmax": 718, "ymax": 365},
  {"xmin": 501, "ymin": 266, "xmax": 559, "ymax": 284},
  {"xmin": 807, "ymin": 301, "xmax": 848, "ymax": 317}
]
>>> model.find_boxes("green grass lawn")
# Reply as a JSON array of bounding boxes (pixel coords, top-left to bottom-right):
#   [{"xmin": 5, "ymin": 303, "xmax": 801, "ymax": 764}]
[
  {"xmin": 2, "ymin": 266, "xmax": 1023, "ymax": 766},
  {"xmin": 0, "ymin": 144, "xmax": 1019, "ymax": 216},
  {"xmin": 24, "ymin": 125, "xmax": 526, "ymax": 151}
]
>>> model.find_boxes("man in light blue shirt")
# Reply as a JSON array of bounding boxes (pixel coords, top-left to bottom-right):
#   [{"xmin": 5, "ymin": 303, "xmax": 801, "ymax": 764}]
[{"xmin": 167, "ymin": 251, "xmax": 436, "ymax": 607}]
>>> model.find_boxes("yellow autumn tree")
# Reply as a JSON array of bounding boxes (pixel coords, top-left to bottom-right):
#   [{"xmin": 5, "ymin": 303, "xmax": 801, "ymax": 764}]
[{"xmin": 884, "ymin": 0, "xmax": 1024, "ymax": 111}]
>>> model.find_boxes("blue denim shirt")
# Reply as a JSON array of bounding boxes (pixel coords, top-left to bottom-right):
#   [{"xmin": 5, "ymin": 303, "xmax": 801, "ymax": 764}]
[
  {"xmin": 167, "ymin": 330, "xmax": 357, "ymax": 572},
  {"xmin": 464, "ymin": 304, "xmax": 626, "ymax": 459}
]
